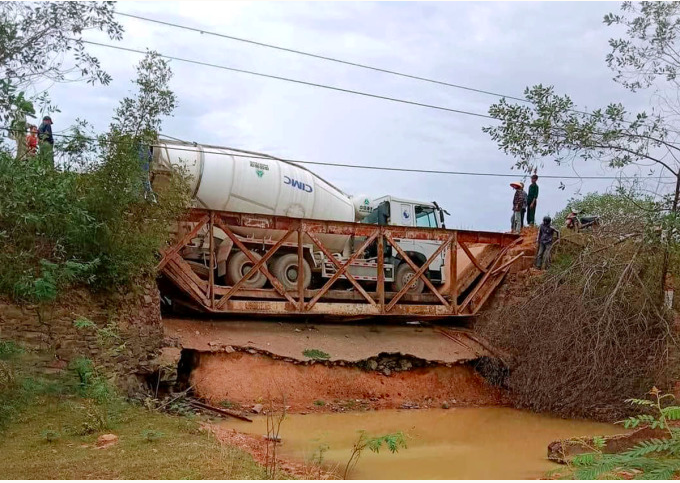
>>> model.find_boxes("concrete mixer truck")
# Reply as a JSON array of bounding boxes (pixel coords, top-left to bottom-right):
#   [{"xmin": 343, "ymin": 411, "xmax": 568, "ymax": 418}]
[{"xmin": 151, "ymin": 139, "xmax": 451, "ymax": 294}]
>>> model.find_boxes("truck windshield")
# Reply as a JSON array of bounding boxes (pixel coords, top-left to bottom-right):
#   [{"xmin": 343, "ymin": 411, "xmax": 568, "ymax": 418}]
[{"xmin": 415, "ymin": 206, "xmax": 437, "ymax": 228}]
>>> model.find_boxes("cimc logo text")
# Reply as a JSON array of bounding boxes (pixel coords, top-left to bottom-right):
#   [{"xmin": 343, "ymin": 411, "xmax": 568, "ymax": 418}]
[{"xmin": 283, "ymin": 176, "xmax": 313, "ymax": 193}]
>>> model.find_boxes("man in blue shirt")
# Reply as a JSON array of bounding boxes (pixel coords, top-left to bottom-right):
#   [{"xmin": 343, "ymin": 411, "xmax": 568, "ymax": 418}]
[{"xmin": 38, "ymin": 115, "xmax": 54, "ymax": 167}]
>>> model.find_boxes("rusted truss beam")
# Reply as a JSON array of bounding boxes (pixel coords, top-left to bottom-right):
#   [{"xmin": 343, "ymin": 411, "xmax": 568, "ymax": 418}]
[
  {"xmin": 178, "ymin": 209, "xmax": 519, "ymax": 246},
  {"xmin": 158, "ymin": 208, "xmax": 522, "ymax": 318}
]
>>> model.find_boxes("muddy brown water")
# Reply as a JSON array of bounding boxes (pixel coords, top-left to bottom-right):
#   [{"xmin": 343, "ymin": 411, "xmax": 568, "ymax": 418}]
[{"xmin": 221, "ymin": 407, "xmax": 620, "ymax": 479}]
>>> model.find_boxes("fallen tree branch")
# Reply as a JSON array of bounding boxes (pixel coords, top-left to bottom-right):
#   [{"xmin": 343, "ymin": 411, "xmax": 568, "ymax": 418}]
[{"xmin": 188, "ymin": 399, "xmax": 253, "ymax": 422}]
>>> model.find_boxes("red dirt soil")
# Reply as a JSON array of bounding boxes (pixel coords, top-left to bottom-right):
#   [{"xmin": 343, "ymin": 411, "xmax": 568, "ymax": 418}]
[{"xmin": 191, "ymin": 352, "xmax": 508, "ymax": 412}]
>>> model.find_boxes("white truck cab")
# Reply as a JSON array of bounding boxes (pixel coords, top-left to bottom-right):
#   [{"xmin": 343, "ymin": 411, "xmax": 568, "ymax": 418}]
[{"xmin": 356, "ymin": 196, "xmax": 449, "ymax": 292}]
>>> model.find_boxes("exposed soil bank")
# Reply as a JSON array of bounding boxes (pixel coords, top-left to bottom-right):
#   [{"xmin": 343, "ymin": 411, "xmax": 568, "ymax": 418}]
[{"xmin": 190, "ymin": 351, "xmax": 508, "ymax": 412}]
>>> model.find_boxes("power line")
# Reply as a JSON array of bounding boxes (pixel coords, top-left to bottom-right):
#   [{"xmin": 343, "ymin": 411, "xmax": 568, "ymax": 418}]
[
  {"xmin": 3, "ymin": 126, "xmax": 669, "ymax": 180},
  {"xmin": 115, "ymin": 11, "xmax": 529, "ymax": 104},
  {"xmin": 150, "ymin": 142, "xmax": 673, "ymax": 180},
  {"xmin": 115, "ymin": 11, "xmax": 655, "ymax": 127},
  {"xmin": 80, "ymin": 40, "xmax": 494, "ymax": 120}
]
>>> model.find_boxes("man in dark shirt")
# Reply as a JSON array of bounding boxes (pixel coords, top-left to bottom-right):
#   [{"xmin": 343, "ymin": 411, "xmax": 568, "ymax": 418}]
[
  {"xmin": 535, "ymin": 216, "xmax": 559, "ymax": 270},
  {"xmin": 38, "ymin": 115, "xmax": 54, "ymax": 167},
  {"xmin": 527, "ymin": 174, "xmax": 539, "ymax": 226}
]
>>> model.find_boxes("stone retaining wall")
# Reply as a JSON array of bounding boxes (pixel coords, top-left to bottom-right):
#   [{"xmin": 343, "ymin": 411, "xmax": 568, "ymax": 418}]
[{"xmin": 0, "ymin": 280, "xmax": 164, "ymax": 393}]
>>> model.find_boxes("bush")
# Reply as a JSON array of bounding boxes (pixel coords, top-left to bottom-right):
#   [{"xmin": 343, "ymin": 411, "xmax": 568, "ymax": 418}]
[
  {"xmin": 480, "ymin": 193, "xmax": 679, "ymax": 421},
  {"xmin": 0, "ymin": 136, "xmax": 190, "ymax": 302}
]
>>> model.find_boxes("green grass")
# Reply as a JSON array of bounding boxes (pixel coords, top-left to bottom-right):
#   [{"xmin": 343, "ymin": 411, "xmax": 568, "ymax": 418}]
[
  {"xmin": 0, "ymin": 341, "xmax": 268, "ymax": 479},
  {"xmin": 0, "ymin": 396, "xmax": 266, "ymax": 479}
]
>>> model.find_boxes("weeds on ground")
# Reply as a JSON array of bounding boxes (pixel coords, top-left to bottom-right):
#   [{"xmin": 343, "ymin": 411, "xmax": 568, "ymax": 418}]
[
  {"xmin": 0, "ymin": 340, "xmax": 24, "ymax": 360},
  {"xmin": 219, "ymin": 399, "xmax": 241, "ymax": 410},
  {"xmin": 302, "ymin": 349, "xmax": 330, "ymax": 360},
  {"xmin": 0, "ymin": 347, "xmax": 266, "ymax": 479},
  {"xmin": 40, "ymin": 428, "xmax": 60, "ymax": 443},
  {"xmin": 308, "ymin": 440, "xmax": 331, "ymax": 479},
  {"xmin": 264, "ymin": 398, "xmax": 287, "ymax": 479},
  {"xmin": 140, "ymin": 429, "xmax": 165, "ymax": 442},
  {"xmin": 552, "ymin": 388, "xmax": 680, "ymax": 480}
]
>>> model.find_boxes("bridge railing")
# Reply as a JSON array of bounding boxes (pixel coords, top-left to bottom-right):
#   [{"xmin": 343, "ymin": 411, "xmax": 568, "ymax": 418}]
[{"xmin": 157, "ymin": 209, "xmax": 521, "ymax": 318}]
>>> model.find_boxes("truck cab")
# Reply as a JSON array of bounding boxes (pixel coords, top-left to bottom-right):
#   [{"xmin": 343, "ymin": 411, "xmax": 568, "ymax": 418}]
[{"xmin": 363, "ymin": 196, "xmax": 449, "ymax": 292}]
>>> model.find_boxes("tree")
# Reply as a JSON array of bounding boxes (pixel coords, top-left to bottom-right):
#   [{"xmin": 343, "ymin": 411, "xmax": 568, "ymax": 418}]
[
  {"xmin": 0, "ymin": 2, "xmax": 123, "ymax": 131},
  {"xmin": 483, "ymin": 2, "xmax": 680, "ymax": 296},
  {"xmin": 110, "ymin": 51, "xmax": 177, "ymax": 143}
]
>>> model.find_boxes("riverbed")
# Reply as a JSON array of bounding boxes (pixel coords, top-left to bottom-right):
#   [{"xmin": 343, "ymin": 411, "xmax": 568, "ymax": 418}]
[{"xmin": 221, "ymin": 407, "xmax": 620, "ymax": 479}]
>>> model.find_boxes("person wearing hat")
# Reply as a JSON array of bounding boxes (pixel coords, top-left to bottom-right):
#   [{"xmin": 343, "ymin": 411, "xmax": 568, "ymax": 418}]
[
  {"xmin": 526, "ymin": 174, "xmax": 539, "ymax": 226},
  {"xmin": 510, "ymin": 181, "xmax": 526, "ymax": 233},
  {"xmin": 38, "ymin": 115, "xmax": 54, "ymax": 167}
]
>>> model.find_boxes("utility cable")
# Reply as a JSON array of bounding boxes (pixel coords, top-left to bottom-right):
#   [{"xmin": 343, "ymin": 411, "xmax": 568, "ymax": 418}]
[
  {"xmin": 114, "ymin": 11, "xmax": 648, "ymax": 124},
  {"xmin": 115, "ymin": 11, "xmax": 529, "ymax": 104},
  {"xmin": 4, "ymin": 126, "xmax": 672, "ymax": 180},
  {"xmin": 81, "ymin": 40, "xmax": 494, "ymax": 119}
]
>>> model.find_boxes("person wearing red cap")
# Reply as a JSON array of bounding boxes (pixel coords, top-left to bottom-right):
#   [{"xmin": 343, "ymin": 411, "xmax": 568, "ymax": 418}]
[
  {"xmin": 25, "ymin": 125, "xmax": 38, "ymax": 157},
  {"xmin": 511, "ymin": 181, "xmax": 526, "ymax": 233}
]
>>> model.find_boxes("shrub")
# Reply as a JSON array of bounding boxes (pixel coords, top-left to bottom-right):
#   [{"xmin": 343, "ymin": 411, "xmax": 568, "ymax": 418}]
[
  {"xmin": 479, "ymin": 192, "xmax": 679, "ymax": 420},
  {"xmin": 0, "ymin": 134, "xmax": 190, "ymax": 301}
]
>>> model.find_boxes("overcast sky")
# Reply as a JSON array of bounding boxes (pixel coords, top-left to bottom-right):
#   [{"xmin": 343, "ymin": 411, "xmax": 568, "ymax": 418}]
[{"xmin": 43, "ymin": 1, "xmax": 670, "ymax": 231}]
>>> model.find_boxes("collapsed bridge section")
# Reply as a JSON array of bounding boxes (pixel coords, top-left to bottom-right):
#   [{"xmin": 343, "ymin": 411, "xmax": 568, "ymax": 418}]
[{"xmin": 158, "ymin": 209, "xmax": 520, "ymax": 318}]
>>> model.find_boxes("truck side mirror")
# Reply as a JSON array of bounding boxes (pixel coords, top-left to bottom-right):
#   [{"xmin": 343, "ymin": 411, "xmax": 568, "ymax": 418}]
[{"xmin": 439, "ymin": 210, "xmax": 445, "ymax": 228}]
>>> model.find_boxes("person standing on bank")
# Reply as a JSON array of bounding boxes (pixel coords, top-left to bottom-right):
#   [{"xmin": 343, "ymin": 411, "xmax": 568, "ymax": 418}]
[
  {"xmin": 511, "ymin": 181, "xmax": 524, "ymax": 233},
  {"xmin": 527, "ymin": 174, "xmax": 539, "ymax": 226},
  {"xmin": 38, "ymin": 115, "xmax": 54, "ymax": 167},
  {"xmin": 535, "ymin": 216, "xmax": 559, "ymax": 270},
  {"xmin": 25, "ymin": 125, "xmax": 38, "ymax": 157}
]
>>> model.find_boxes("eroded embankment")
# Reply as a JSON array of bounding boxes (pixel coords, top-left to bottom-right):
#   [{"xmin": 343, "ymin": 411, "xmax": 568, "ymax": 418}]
[
  {"xmin": 164, "ymin": 318, "xmax": 509, "ymax": 412},
  {"xmin": 184, "ymin": 349, "xmax": 507, "ymax": 412}
]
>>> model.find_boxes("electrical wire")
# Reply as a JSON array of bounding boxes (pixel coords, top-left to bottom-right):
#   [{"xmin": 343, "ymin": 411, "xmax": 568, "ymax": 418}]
[
  {"xmin": 4, "ymin": 126, "xmax": 669, "ymax": 181},
  {"xmin": 115, "ymin": 11, "xmax": 529, "ymax": 104},
  {"xmin": 80, "ymin": 40, "xmax": 494, "ymax": 119},
  {"xmin": 114, "ymin": 11, "xmax": 646, "ymax": 124}
]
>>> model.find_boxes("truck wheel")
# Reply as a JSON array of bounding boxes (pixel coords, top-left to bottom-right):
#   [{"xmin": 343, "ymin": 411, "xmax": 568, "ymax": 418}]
[
  {"xmin": 226, "ymin": 250, "xmax": 267, "ymax": 288},
  {"xmin": 272, "ymin": 253, "xmax": 311, "ymax": 291},
  {"xmin": 391, "ymin": 263, "xmax": 425, "ymax": 294}
]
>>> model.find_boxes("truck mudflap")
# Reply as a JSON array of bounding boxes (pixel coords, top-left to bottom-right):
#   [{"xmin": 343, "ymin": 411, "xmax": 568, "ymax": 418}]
[{"xmin": 158, "ymin": 209, "xmax": 521, "ymax": 319}]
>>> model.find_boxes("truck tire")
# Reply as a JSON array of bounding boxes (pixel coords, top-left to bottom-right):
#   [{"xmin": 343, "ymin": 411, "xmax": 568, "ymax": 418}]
[
  {"xmin": 226, "ymin": 250, "xmax": 267, "ymax": 288},
  {"xmin": 391, "ymin": 262, "xmax": 425, "ymax": 294},
  {"xmin": 271, "ymin": 253, "xmax": 311, "ymax": 291}
]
